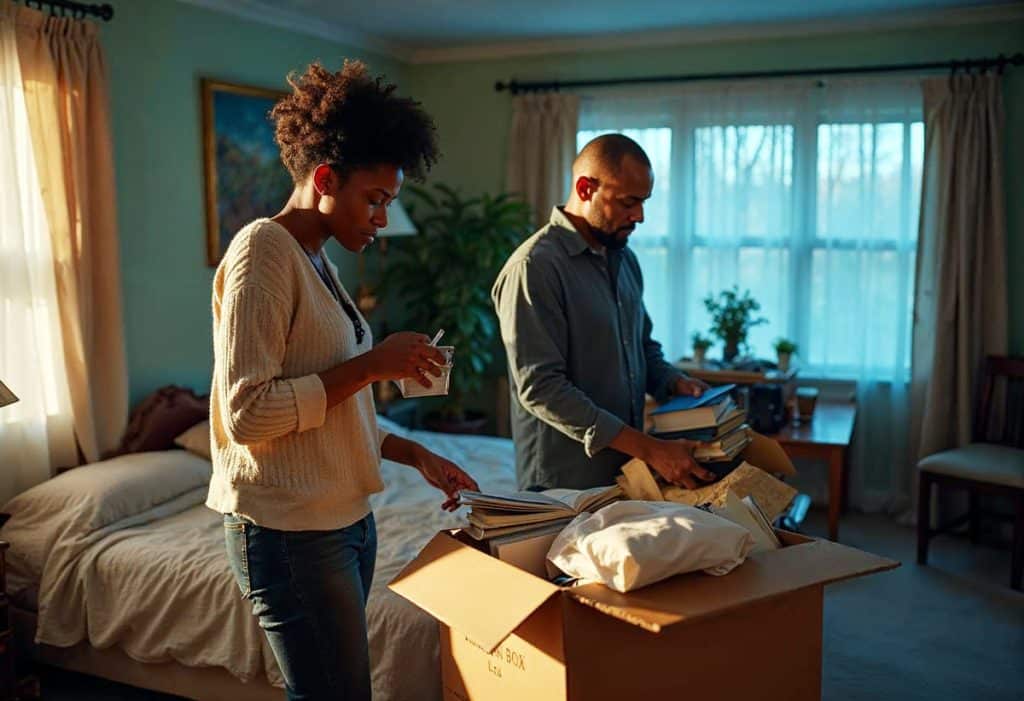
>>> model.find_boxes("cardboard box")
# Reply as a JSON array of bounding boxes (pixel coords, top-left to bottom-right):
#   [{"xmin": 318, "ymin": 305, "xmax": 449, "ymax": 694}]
[{"xmin": 390, "ymin": 527, "xmax": 898, "ymax": 701}]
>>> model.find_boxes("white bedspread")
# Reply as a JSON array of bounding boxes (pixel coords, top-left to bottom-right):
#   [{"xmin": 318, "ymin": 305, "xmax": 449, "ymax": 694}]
[{"xmin": 1, "ymin": 418, "xmax": 518, "ymax": 701}]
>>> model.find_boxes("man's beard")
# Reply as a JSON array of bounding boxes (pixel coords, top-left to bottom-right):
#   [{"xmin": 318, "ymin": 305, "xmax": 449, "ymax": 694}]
[{"xmin": 591, "ymin": 225, "xmax": 632, "ymax": 251}]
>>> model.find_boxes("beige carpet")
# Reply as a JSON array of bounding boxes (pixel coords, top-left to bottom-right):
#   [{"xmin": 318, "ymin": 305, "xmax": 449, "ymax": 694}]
[{"xmin": 804, "ymin": 510, "xmax": 1024, "ymax": 701}]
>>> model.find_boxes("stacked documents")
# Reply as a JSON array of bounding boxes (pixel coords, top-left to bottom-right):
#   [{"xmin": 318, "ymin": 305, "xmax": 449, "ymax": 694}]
[{"xmin": 459, "ymin": 485, "xmax": 622, "ymax": 540}]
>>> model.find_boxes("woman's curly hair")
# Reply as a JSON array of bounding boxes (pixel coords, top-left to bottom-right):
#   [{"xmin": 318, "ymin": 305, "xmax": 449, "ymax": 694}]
[{"xmin": 271, "ymin": 60, "xmax": 439, "ymax": 183}]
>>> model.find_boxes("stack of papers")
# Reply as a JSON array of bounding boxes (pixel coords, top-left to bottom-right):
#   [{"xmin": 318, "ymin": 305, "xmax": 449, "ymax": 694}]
[{"xmin": 459, "ymin": 485, "xmax": 622, "ymax": 540}]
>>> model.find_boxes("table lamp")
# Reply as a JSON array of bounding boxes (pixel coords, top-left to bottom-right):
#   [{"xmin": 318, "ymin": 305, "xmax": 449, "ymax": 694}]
[
  {"xmin": 355, "ymin": 199, "xmax": 417, "ymax": 315},
  {"xmin": 0, "ymin": 379, "xmax": 18, "ymax": 408}
]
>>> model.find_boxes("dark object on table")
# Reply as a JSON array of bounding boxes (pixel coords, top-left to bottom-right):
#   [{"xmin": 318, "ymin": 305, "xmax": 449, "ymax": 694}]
[{"xmin": 747, "ymin": 384, "xmax": 787, "ymax": 434}]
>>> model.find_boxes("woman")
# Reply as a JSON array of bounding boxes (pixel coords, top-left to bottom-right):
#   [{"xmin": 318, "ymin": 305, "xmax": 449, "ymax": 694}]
[{"xmin": 207, "ymin": 60, "xmax": 479, "ymax": 701}]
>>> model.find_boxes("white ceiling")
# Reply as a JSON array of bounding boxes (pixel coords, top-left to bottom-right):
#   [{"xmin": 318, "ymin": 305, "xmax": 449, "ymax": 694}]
[{"xmin": 180, "ymin": 0, "xmax": 1022, "ymax": 62}]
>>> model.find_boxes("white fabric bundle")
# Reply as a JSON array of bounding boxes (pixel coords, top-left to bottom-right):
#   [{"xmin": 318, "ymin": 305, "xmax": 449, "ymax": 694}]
[{"xmin": 547, "ymin": 500, "xmax": 754, "ymax": 592}]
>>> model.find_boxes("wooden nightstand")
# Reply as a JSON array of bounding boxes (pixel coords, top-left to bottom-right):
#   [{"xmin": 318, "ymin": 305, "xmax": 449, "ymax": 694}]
[{"xmin": 0, "ymin": 542, "xmax": 38, "ymax": 701}]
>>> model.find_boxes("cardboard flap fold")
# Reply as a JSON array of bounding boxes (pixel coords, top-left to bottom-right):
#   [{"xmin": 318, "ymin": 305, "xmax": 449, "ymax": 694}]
[
  {"xmin": 565, "ymin": 533, "xmax": 897, "ymax": 632},
  {"xmin": 744, "ymin": 432, "xmax": 797, "ymax": 477},
  {"xmin": 388, "ymin": 531, "xmax": 559, "ymax": 653}
]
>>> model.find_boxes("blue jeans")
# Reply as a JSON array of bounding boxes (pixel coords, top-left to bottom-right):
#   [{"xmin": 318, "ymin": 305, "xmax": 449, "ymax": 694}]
[{"xmin": 223, "ymin": 513, "xmax": 377, "ymax": 701}]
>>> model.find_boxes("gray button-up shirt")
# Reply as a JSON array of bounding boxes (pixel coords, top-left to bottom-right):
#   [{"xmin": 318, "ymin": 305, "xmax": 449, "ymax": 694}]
[{"xmin": 492, "ymin": 207, "xmax": 684, "ymax": 490}]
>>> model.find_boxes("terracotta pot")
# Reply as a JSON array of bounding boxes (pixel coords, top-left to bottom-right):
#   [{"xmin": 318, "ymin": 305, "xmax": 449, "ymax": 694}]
[
  {"xmin": 777, "ymin": 352, "xmax": 791, "ymax": 373},
  {"xmin": 693, "ymin": 347, "xmax": 707, "ymax": 365},
  {"xmin": 424, "ymin": 410, "xmax": 488, "ymax": 435}
]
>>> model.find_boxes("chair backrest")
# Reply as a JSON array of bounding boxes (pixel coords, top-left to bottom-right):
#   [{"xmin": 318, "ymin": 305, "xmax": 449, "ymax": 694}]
[{"xmin": 974, "ymin": 355, "xmax": 1024, "ymax": 448}]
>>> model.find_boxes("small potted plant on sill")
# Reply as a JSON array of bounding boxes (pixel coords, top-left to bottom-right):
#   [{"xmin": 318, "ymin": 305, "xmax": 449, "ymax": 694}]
[
  {"xmin": 773, "ymin": 337, "xmax": 798, "ymax": 373},
  {"xmin": 691, "ymin": 332, "xmax": 713, "ymax": 366},
  {"xmin": 703, "ymin": 286, "xmax": 767, "ymax": 363}
]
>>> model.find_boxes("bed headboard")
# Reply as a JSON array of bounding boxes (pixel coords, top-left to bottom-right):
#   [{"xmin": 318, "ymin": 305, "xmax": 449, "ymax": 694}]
[{"xmin": 109, "ymin": 385, "xmax": 209, "ymax": 457}]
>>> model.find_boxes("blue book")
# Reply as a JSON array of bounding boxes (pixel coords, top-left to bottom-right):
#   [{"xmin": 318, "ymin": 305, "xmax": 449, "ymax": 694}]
[
  {"xmin": 650, "ymin": 404, "xmax": 745, "ymax": 441},
  {"xmin": 649, "ymin": 384, "xmax": 737, "ymax": 432},
  {"xmin": 649, "ymin": 384, "xmax": 736, "ymax": 415}
]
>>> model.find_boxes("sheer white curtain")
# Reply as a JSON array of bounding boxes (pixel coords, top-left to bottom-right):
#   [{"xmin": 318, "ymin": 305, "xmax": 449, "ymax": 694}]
[
  {"xmin": 579, "ymin": 77, "xmax": 923, "ymax": 513},
  {"xmin": 0, "ymin": 4, "xmax": 76, "ymax": 504},
  {"xmin": 506, "ymin": 93, "xmax": 580, "ymax": 227}
]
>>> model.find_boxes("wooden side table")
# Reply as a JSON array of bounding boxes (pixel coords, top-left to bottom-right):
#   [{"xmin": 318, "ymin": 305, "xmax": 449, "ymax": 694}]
[{"xmin": 766, "ymin": 402, "xmax": 857, "ymax": 542}]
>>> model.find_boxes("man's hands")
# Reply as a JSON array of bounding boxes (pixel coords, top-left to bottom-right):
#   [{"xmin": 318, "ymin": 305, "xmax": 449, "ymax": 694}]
[
  {"xmin": 643, "ymin": 437, "xmax": 717, "ymax": 489},
  {"xmin": 415, "ymin": 447, "xmax": 480, "ymax": 511},
  {"xmin": 610, "ymin": 425, "xmax": 716, "ymax": 489},
  {"xmin": 367, "ymin": 332, "xmax": 447, "ymax": 388},
  {"xmin": 673, "ymin": 375, "xmax": 709, "ymax": 397}
]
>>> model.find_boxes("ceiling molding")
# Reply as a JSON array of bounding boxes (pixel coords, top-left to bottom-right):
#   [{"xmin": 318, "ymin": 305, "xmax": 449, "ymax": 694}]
[
  {"xmin": 409, "ymin": 3, "xmax": 1024, "ymax": 64},
  {"xmin": 175, "ymin": 0, "xmax": 413, "ymax": 61}
]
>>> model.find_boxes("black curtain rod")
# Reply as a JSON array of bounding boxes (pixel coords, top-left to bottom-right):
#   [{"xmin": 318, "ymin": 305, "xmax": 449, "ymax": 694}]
[
  {"xmin": 495, "ymin": 52, "xmax": 1024, "ymax": 94},
  {"xmin": 18, "ymin": 0, "xmax": 113, "ymax": 22}
]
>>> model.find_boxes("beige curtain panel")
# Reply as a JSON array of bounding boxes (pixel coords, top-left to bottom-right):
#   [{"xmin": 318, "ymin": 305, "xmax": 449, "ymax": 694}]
[
  {"xmin": 13, "ymin": 2, "xmax": 127, "ymax": 462},
  {"xmin": 911, "ymin": 73, "xmax": 1009, "ymax": 466},
  {"xmin": 505, "ymin": 93, "xmax": 580, "ymax": 228}
]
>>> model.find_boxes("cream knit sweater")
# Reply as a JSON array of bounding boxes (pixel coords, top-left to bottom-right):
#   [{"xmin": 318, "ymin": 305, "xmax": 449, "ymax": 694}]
[{"xmin": 206, "ymin": 219, "xmax": 387, "ymax": 531}]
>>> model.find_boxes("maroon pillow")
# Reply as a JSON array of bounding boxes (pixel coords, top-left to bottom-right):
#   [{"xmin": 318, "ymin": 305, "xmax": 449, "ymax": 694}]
[{"xmin": 112, "ymin": 386, "xmax": 209, "ymax": 456}]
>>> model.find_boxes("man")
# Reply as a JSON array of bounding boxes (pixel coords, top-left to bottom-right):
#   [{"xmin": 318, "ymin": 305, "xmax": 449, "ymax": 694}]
[{"xmin": 492, "ymin": 133, "xmax": 717, "ymax": 490}]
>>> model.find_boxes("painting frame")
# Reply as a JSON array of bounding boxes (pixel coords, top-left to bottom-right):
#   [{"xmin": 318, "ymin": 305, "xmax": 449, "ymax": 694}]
[{"xmin": 201, "ymin": 78, "xmax": 290, "ymax": 267}]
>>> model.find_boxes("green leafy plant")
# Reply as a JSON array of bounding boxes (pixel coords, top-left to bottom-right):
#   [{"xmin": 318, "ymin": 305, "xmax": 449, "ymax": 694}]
[
  {"xmin": 691, "ymin": 332, "xmax": 714, "ymax": 351},
  {"xmin": 703, "ymin": 286, "xmax": 767, "ymax": 361},
  {"xmin": 773, "ymin": 337, "xmax": 798, "ymax": 355},
  {"xmin": 380, "ymin": 183, "xmax": 532, "ymax": 420}
]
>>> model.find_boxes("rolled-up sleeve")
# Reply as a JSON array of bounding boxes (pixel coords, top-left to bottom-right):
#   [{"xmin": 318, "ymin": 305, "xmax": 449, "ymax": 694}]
[{"xmin": 494, "ymin": 259, "xmax": 625, "ymax": 456}]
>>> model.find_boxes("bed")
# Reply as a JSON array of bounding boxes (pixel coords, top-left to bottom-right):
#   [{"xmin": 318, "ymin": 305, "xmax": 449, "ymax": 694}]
[{"xmin": 0, "ymin": 388, "xmax": 519, "ymax": 701}]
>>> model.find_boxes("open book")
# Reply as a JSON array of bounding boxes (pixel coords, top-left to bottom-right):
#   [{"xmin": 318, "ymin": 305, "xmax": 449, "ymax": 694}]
[
  {"xmin": 713, "ymin": 490, "xmax": 782, "ymax": 553},
  {"xmin": 459, "ymin": 485, "xmax": 622, "ymax": 535}
]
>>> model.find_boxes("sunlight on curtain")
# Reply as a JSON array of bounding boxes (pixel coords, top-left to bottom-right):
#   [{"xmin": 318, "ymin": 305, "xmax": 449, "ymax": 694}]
[
  {"xmin": 0, "ymin": 5, "xmax": 76, "ymax": 504},
  {"xmin": 579, "ymin": 78, "xmax": 923, "ymax": 513}
]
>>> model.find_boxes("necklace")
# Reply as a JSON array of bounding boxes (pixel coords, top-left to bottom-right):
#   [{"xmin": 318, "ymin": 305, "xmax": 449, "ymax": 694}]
[{"xmin": 305, "ymin": 249, "xmax": 366, "ymax": 345}]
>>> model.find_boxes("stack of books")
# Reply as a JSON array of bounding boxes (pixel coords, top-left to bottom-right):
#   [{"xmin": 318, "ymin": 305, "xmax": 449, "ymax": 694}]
[
  {"xmin": 649, "ymin": 383, "xmax": 752, "ymax": 467},
  {"xmin": 458, "ymin": 485, "xmax": 622, "ymax": 541}
]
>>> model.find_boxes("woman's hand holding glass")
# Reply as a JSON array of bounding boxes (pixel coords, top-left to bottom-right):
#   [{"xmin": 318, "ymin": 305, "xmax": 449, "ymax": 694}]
[{"xmin": 368, "ymin": 332, "xmax": 447, "ymax": 388}]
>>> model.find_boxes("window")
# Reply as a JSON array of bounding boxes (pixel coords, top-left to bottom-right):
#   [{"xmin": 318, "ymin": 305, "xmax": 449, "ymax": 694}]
[{"xmin": 578, "ymin": 80, "xmax": 923, "ymax": 380}]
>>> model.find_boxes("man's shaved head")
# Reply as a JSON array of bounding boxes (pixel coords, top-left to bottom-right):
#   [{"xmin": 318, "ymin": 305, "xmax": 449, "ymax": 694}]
[
  {"xmin": 572, "ymin": 133, "xmax": 651, "ymax": 180},
  {"xmin": 565, "ymin": 133, "xmax": 654, "ymax": 251}
]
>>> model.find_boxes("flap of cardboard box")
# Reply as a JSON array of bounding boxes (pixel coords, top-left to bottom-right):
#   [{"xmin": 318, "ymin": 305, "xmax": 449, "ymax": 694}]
[
  {"xmin": 564, "ymin": 531, "xmax": 898, "ymax": 633},
  {"xmin": 389, "ymin": 531, "xmax": 560, "ymax": 653},
  {"xmin": 743, "ymin": 432, "xmax": 797, "ymax": 477}
]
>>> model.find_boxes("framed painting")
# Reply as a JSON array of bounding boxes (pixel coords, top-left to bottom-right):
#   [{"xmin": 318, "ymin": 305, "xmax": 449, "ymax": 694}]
[{"xmin": 201, "ymin": 79, "xmax": 291, "ymax": 266}]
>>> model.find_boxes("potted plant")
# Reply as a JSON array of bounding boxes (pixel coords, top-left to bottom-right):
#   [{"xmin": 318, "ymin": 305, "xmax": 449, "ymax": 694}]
[
  {"xmin": 380, "ymin": 183, "xmax": 532, "ymax": 433},
  {"xmin": 773, "ymin": 338, "xmax": 798, "ymax": 373},
  {"xmin": 691, "ymin": 332, "xmax": 713, "ymax": 366},
  {"xmin": 703, "ymin": 286, "xmax": 767, "ymax": 363}
]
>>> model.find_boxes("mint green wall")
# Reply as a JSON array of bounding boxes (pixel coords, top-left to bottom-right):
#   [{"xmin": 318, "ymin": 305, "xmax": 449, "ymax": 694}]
[
  {"xmin": 100, "ymin": 8, "xmax": 1024, "ymax": 408},
  {"xmin": 101, "ymin": 0, "xmax": 404, "ymax": 405},
  {"xmin": 410, "ymin": 20, "xmax": 1024, "ymax": 355}
]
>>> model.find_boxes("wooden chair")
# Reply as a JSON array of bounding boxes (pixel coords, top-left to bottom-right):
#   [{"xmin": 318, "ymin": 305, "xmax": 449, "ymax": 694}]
[{"xmin": 916, "ymin": 356, "xmax": 1024, "ymax": 590}]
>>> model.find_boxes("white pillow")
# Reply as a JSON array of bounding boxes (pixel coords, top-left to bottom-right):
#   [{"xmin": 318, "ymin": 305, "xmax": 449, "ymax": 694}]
[
  {"xmin": 547, "ymin": 501, "xmax": 754, "ymax": 593},
  {"xmin": 0, "ymin": 450, "xmax": 212, "ymax": 583},
  {"xmin": 174, "ymin": 419, "xmax": 211, "ymax": 460}
]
